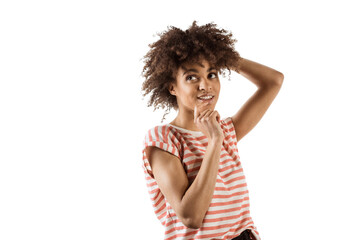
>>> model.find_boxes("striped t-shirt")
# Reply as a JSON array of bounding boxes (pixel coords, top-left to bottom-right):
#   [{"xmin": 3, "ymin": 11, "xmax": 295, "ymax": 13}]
[{"xmin": 142, "ymin": 117, "xmax": 261, "ymax": 240}]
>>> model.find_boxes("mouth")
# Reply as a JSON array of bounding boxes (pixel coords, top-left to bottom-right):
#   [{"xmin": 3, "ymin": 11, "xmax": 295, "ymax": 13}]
[{"xmin": 197, "ymin": 95, "xmax": 215, "ymax": 103}]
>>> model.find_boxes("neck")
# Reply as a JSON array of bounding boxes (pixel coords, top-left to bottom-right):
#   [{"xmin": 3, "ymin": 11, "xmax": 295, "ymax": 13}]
[{"xmin": 170, "ymin": 108, "xmax": 200, "ymax": 132}]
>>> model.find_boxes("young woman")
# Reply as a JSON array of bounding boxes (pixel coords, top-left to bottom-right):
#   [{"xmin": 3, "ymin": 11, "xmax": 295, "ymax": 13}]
[{"xmin": 141, "ymin": 21, "xmax": 284, "ymax": 240}]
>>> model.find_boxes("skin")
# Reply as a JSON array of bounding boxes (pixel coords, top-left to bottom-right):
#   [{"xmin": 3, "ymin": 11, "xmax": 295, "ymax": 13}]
[
  {"xmin": 168, "ymin": 58, "xmax": 221, "ymax": 133},
  {"xmin": 146, "ymin": 56, "xmax": 284, "ymax": 230}
]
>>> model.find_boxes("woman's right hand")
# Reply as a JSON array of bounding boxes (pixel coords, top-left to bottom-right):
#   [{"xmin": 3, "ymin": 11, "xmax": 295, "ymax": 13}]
[{"xmin": 194, "ymin": 104, "xmax": 224, "ymax": 142}]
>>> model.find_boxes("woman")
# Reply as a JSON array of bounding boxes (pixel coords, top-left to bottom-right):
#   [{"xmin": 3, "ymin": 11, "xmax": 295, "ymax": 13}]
[{"xmin": 141, "ymin": 21, "xmax": 284, "ymax": 240}]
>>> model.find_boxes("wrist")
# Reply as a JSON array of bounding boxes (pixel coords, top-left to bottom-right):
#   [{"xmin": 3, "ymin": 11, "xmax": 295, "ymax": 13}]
[
  {"xmin": 234, "ymin": 57, "xmax": 245, "ymax": 74},
  {"xmin": 208, "ymin": 136, "xmax": 224, "ymax": 146}
]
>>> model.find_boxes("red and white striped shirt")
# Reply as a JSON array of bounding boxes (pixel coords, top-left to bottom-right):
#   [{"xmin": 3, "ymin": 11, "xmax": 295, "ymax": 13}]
[{"xmin": 142, "ymin": 117, "xmax": 261, "ymax": 240}]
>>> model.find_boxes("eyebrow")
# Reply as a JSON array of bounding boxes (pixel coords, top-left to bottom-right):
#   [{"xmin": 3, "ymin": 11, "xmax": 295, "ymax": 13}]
[{"xmin": 182, "ymin": 67, "xmax": 217, "ymax": 76}]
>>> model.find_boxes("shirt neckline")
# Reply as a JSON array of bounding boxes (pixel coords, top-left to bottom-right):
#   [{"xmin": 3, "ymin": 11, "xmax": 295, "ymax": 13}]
[{"xmin": 168, "ymin": 124, "xmax": 204, "ymax": 136}]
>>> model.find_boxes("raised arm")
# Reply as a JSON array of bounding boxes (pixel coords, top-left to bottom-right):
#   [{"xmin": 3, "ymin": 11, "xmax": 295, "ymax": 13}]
[
  {"xmin": 146, "ymin": 108, "xmax": 224, "ymax": 229},
  {"xmin": 231, "ymin": 57, "xmax": 284, "ymax": 142}
]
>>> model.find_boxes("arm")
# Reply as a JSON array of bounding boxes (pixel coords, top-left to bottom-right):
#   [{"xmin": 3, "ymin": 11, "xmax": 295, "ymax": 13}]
[
  {"xmin": 231, "ymin": 57, "xmax": 284, "ymax": 142},
  {"xmin": 147, "ymin": 138, "xmax": 222, "ymax": 229},
  {"xmin": 147, "ymin": 109, "xmax": 224, "ymax": 229}
]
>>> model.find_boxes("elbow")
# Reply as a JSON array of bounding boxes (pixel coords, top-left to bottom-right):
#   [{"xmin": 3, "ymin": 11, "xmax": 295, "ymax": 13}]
[
  {"xmin": 263, "ymin": 72, "xmax": 284, "ymax": 89},
  {"xmin": 177, "ymin": 205, "xmax": 205, "ymax": 229},
  {"xmin": 276, "ymin": 72, "xmax": 284, "ymax": 85},
  {"xmin": 181, "ymin": 217, "xmax": 203, "ymax": 229},
  {"xmin": 267, "ymin": 72, "xmax": 284, "ymax": 89}
]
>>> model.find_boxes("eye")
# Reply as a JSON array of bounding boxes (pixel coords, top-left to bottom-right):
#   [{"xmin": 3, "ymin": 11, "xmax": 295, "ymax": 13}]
[
  {"xmin": 208, "ymin": 72, "xmax": 218, "ymax": 79},
  {"xmin": 186, "ymin": 75, "xmax": 197, "ymax": 81}
]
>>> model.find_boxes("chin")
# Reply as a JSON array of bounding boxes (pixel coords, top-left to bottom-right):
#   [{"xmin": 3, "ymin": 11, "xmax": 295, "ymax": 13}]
[{"xmin": 192, "ymin": 102, "xmax": 217, "ymax": 112}]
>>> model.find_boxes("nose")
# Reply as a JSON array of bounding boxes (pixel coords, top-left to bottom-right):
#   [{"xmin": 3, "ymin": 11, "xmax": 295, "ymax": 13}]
[{"xmin": 199, "ymin": 78, "xmax": 212, "ymax": 91}]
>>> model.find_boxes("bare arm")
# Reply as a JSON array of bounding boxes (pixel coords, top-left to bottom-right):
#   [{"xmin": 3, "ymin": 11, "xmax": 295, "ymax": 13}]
[
  {"xmin": 147, "ymin": 108, "xmax": 224, "ymax": 229},
  {"xmin": 231, "ymin": 58, "xmax": 284, "ymax": 142},
  {"xmin": 147, "ymin": 138, "xmax": 222, "ymax": 228}
]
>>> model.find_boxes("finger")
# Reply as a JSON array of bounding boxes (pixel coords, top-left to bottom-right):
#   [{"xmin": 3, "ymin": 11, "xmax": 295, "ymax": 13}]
[
  {"xmin": 197, "ymin": 109, "xmax": 212, "ymax": 122},
  {"xmin": 215, "ymin": 111, "xmax": 221, "ymax": 123},
  {"xmin": 194, "ymin": 105, "xmax": 207, "ymax": 122},
  {"xmin": 198, "ymin": 110, "xmax": 212, "ymax": 123},
  {"xmin": 194, "ymin": 105, "xmax": 198, "ymax": 123},
  {"xmin": 210, "ymin": 110, "xmax": 221, "ymax": 123}
]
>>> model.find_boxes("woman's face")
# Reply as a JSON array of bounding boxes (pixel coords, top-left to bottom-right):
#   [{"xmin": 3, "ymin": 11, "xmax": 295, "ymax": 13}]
[{"xmin": 169, "ymin": 58, "xmax": 220, "ymax": 113}]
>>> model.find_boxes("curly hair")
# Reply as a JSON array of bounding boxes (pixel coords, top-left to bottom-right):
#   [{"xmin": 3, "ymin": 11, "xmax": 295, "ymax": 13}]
[{"xmin": 141, "ymin": 21, "xmax": 242, "ymax": 121}]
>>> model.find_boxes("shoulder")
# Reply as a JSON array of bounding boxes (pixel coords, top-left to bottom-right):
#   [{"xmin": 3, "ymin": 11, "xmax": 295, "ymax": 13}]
[
  {"xmin": 142, "ymin": 124, "xmax": 183, "ymax": 177},
  {"xmin": 144, "ymin": 124, "xmax": 180, "ymax": 144},
  {"xmin": 143, "ymin": 124, "xmax": 182, "ymax": 159}
]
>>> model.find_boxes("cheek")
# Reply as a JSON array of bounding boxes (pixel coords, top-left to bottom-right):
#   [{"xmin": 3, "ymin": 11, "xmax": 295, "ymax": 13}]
[
  {"xmin": 185, "ymin": 91, "xmax": 198, "ymax": 102},
  {"xmin": 182, "ymin": 86, "xmax": 197, "ymax": 97},
  {"xmin": 184, "ymin": 90, "xmax": 199, "ymax": 106},
  {"xmin": 176, "ymin": 88, "xmax": 197, "ymax": 104},
  {"xmin": 213, "ymin": 81, "xmax": 221, "ymax": 93}
]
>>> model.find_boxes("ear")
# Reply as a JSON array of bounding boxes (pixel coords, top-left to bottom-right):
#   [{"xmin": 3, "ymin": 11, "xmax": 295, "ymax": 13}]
[{"xmin": 168, "ymin": 83, "xmax": 176, "ymax": 96}]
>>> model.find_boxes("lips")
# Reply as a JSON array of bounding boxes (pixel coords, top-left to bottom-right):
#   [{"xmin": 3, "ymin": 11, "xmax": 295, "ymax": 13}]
[{"xmin": 197, "ymin": 95, "xmax": 215, "ymax": 101}]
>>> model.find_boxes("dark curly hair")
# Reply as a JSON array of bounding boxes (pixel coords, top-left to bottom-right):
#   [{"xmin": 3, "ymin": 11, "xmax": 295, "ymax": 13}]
[{"xmin": 141, "ymin": 21, "xmax": 242, "ymax": 121}]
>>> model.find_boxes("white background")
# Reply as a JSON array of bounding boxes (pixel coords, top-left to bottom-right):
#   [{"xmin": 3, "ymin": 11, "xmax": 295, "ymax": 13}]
[{"xmin": 1, "ymin": 0, "xmax": 359, "ymax": 239}]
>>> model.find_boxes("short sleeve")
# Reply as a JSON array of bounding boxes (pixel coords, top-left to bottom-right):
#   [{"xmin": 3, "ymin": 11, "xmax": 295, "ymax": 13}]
[
  {"xmin": 220, "ymin": 117, "xmax": 238, "ymax": 146},
  {"xmin": 142, "ymin": 125, "xmax": 181, "ymax": 178}
]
